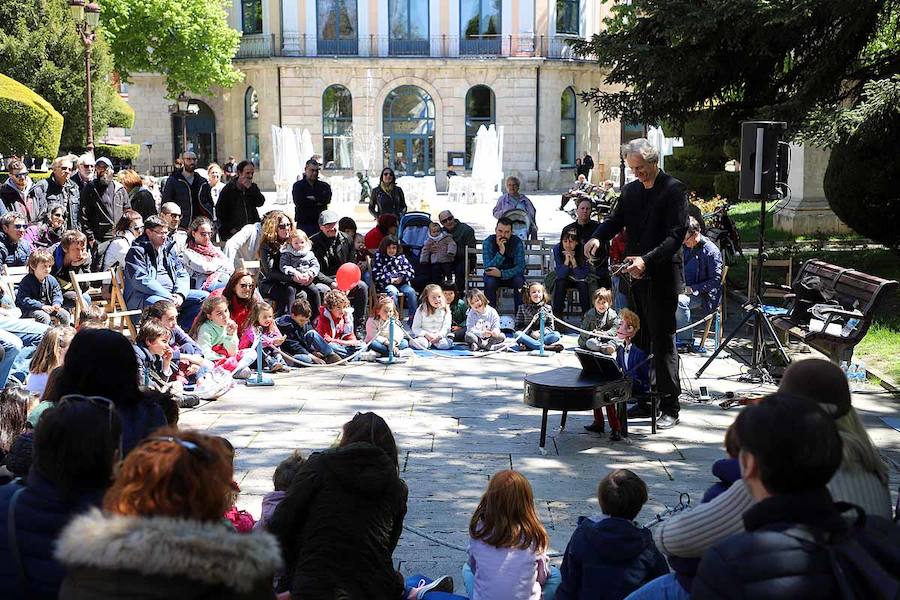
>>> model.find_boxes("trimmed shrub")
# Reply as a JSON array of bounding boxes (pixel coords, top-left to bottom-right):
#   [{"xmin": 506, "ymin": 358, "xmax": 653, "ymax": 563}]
[
  {"xmin": 94, "ymin": 143, "xmax": 140, "ymax": 162},
  {"xmin": 714, "ymin": 171, "xmax": 740, "ymax": 201},
  {"xmin": 108, "ymin": 94, "xmax": 135, "ymax": 129},
  {"xmin": 0, "ymin": 74, "xmax": 63, "ymax": 158},
  {"xmin": 667, "ymin": 170, "xmax": 717, "ymax": 196},
  {"xmin": 824, "ymin": 111, "xmax": 900, "ymax": 249}
]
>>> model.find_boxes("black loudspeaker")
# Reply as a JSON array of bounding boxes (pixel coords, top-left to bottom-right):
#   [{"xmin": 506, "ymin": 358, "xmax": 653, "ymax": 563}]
[{"xmin": 739, "ymin": 121, "xmax": 787, "ymax": 200}]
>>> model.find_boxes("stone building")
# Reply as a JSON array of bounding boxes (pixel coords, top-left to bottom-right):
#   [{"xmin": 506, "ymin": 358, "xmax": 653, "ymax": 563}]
[{"xmin": 127, "ymin": 0, "xmax": 624, "ymax": 191}]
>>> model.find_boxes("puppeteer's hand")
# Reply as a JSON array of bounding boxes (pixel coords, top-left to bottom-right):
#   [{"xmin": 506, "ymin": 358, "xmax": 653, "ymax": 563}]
[
  {"xmin": 584, "ymin": 238, "xmax": 600, "ymax": 257},
  {"xmin": 625, "ymin": 256, "xmax": 646, "ymax": 279}
]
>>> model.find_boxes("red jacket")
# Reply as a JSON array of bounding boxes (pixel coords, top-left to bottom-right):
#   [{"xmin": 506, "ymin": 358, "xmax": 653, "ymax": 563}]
[{"xmin": 316, "ymin": 305, "xmax": 356, "ymax": 342}]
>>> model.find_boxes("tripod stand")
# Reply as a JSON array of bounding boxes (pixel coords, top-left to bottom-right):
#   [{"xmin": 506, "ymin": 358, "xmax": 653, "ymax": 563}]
[{"xmin": 696, "ymin": 193, "xmax": 790, "ymax": 383}]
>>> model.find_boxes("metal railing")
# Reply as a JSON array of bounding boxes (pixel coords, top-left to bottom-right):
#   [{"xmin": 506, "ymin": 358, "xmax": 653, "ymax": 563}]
[{"xmin": 235, "ymin": 33, "xmax": 594, "ymax": 61}]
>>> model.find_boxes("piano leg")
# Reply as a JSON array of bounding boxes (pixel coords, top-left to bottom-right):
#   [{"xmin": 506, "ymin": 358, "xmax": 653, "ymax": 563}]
[
  {"xmin": 560, "ymin": 410, "xmax": 568, "ymax": 431},
  {"xmin": 539, "ymin": 409, "xmax": 549, "ymax": 455},
  {"xmin": 619, "ymin": 400, "xmax": 628, "ymax": 438}
]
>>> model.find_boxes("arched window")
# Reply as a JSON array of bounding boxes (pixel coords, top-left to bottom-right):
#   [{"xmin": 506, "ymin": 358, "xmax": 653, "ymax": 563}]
[
  {"xmin": 245, "ymin": 88, "xmax": 260, "ymax": 167},
  {"xmin": 322, "ymin": 85, "xmax": 353, "ymax": 169},
  {"xmin": 389, "ymin": 0, "xmax": 429, "ymax": 55},
  {"xmin": 465, "ymin": 85, "xmax": 495, "ymax": 167},
  {"xmin": 560, "ymin": 87, "xmax": 576, "ymax": 167},
  {"xmin": 172, "ymin": 99, "xmax": 216, "ymax": 166},
  {"xmin": 556, "ymin": 0, "xmax": 579, "ymax": 35},
  {"xmin": 317, "ymin": 0, "xmax": 358, "ymax": 55},
  {"xmin": 242, "ymin": 0, "xmax": 263, "ymax": 34},
  {"xmin": 383, "ymin": 85, "xmax": 435, "ymax": 176}
]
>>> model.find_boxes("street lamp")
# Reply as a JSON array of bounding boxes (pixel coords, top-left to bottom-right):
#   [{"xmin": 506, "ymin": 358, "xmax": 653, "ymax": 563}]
[
  {"xmin": 69, "ymin": 0, "xmax": 101, "ymax": 152},
  {"xmin": 170, "ymin": 93, "xmax": 201, "ymax": 159}
]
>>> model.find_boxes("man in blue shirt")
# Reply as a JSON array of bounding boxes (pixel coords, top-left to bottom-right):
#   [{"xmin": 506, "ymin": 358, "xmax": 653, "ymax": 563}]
[
  {"xmin": 482, "ymin": 217, "xmax": 525, "ymax": 312},
  {"xmin": 676, "ymin": 216, "xmax": 723, "ymax": 347}
]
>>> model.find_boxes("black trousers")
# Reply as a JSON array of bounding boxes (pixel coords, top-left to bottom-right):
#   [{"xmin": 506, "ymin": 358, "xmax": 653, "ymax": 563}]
[{"xmin": 631, "ymin": 278, "xmax": 681, "ymax": 415}]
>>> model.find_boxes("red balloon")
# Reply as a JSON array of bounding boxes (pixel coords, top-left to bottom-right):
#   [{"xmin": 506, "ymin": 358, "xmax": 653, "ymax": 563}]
[{"xmin": 336, "ymin": 263, "xmax": 361, "ymax": 291}]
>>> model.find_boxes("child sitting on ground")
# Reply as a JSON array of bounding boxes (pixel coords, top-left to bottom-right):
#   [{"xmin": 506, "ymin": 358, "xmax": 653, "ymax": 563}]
[
  {"xmin": 239, "ymin": 300, "xmax": 288, "ymax": 373},
  {"xmin": 135, "ymin": 318, "xmax": 175, "ymax": 387},
  {"xmin": 275, "ymin": 298, "xmax": 332, "ymax": 365},
  {"xmin": 279, "ymin": 229, "xmax": 321, "ymax": 318},
  {"xmin": 365, "ymin": 294, "xmax": 410, "ymax": 358},
  {"xmin": 515, "ymin": 281, "xmax": 563, "ymax": 353},
  {"xmin": 76, "ymin": 304, "xmax": 108, "ymax": 330},
  {"xmin": 314, "ymin": 289, "xmax": 361, "ymax": 359},
  {"xmin": 584, "ymin": 309, "xmax": 649, "ymax": 441},
  {"xmin": 420, "ymin": 221, "xmax": 457, "ymax": 287},
  {"xmin": 465, "ymin": 289, "xmax": 505, "ymax": 352},
  {"xmin": 465, "ymin": 470, "xmax": 561, "ymax": 600},
  {"xmin": 26, "ymin": 325, "xmax": 75, "ymax": 397},
  {"xmin": 15, "ymin": 249, "xmax": 70, "ymax": 325},
  {"xmin": 578, "ymin": 288, "xmax": 619, "ymax": 352},
  {"xmin": 444, "ymin": 283, "xmax": 468, "ymax": 343},
  {"xmin": 555, "ymin": 469, "xmax": 669, "ymax": 600},
  {"xmin": 191, "ymin": 295, "xmax": 257, "ymax": 379},
  {"xmin": 410, "ymin": 284, "xmax": 453, "ymax": 350},
  {"xmin": 256, "ymin": 449, "xmax": 306, "ymax": 531}
]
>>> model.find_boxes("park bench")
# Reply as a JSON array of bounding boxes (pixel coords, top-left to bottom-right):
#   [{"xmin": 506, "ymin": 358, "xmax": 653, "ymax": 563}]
[{"xmin": 764, "ymin": 259, "xmax": 897, "ymax": 363}]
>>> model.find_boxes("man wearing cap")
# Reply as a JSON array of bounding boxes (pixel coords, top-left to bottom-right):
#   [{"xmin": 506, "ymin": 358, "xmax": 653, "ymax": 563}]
[
  {"xmin": 124, "ymin": 215, "xmax": 208, "ymax": 330},
  {"xmin": 439, "ymin": 210, "xmax": 477, "ymax": 290},
  {"xmin": 80, "ymin": 157, "xmax": 131, "ymax": 244},
  {"xmin": 311, "ymin": 209, "xmax": 368, "ymax": 330},
  {"xmin": 293, "ymin": 159, "xmax": 332, "ymax": 236},
  {"xmin": 161, "ymin": 151, "xmax": 213, "ymax": 230}
]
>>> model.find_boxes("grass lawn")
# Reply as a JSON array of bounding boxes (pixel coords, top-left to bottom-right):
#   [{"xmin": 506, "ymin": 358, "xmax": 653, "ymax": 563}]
[
  {"xmin": 728, "ymin": 201, "xmax": 864, "ymax": 245},
  {"xmin": 722, "ymin": 208, "xmax": 900, "ymax": 383}
]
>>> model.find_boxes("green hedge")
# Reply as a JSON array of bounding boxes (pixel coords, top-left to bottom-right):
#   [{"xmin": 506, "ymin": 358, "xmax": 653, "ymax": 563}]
[
  {"xmin": 713, "ymin": 171, "xmax": 740, "ymax": 201},
  {"xmin": 95, "ymin": 143, "xmax": 140, "ymax": 162},
  {"xmin": 0, "ymin": 74, "xmax": 63, "ymax": 158},
  {"xmin": 667, "ymin": 170, "xmax": 718, "ymax": 196},
  {"xmin": 108, "ymin": 94, "xmax": 135, "ymax": 129}
]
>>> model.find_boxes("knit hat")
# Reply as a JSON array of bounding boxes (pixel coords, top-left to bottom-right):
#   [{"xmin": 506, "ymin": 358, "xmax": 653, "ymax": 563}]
[
  {"xmin": 778, "ymin": 358, "xmax": 851, "ymax": 419},
  {"xmin": 4, "ymin": 432, "xmax": 34, "ymax": 478}
]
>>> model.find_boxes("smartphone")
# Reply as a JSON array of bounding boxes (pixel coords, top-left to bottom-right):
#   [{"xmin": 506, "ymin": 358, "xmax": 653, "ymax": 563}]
[{"xmin": 699, "ymin": 386, "xmax": 711, "ymax": 401}]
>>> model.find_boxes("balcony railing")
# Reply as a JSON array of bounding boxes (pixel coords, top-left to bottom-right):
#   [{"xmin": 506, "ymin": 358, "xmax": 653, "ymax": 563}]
[{"xmin": 235, "ymin": 33, "xmax": 594, "ymax": 61}]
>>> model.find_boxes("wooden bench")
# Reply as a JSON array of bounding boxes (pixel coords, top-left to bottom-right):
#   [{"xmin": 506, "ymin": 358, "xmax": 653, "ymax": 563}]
[
  {"xmin": 465, "ymin": 240, "xmax": 552, "ymax": 311},
  {"xmin": 765, "ymin": 259, "xmax": 897, "ymax": 363}
]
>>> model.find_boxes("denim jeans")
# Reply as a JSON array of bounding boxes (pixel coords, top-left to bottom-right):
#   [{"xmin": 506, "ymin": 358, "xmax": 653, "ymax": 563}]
[
  {"xmin": 462, "ymin": 562, "xmax": 561, "ymax": 600},
  {"xmin": 484, "ymin": 274, "xmax": 525, "ymax": 312},
  {"xmin": 675, "ymin": 293, "xmax": 705, "ymax": 343},
  {"xmin": 623, "ymin": 574, "xmax": 690, "ymax": 600},
  {"xmin": 611, "ymin": 274, "xmax": 628, "ymax": 311},
  {"xmin": 384, "ymin": 283, "xmax": 418, "ymax": 319},
  {"xmin": 402, "ymin": 574, "xmax": 466, "ymax": 599},
  {"xmin": 303, "ymin": 330, "xmax": 353, "ymax": 358},
  {"xmin": 369, "ymin": 338, "xmax": 409, "ymax": 357},
  {"xmin": 146, "ymin": 289, "xmax": 209, "ymax": 331},
  {"xmin": 0, "ymin": 317, "xmax": 49, "ymax": 387},
  {"xmin": 517, "ymin": 330, "xmax": 561, "ymax": 351}
]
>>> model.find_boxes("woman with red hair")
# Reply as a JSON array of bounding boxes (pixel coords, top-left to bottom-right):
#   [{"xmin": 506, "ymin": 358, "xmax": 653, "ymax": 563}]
[{"xmin": 56, "ymin": 428, "xmax": 283, "ymax": 599}]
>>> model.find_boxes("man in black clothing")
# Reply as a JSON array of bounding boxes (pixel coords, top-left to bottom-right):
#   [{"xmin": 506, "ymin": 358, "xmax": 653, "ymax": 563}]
[
  {"xmin": 293, "ymin": 159, "xmax": 332, "ymax": 237},
  {"xmin": 694, "ymin": 393, "xmax": 896, "ymax": 599},
  {"xmin": 311, "ymin": 210, "xmax": 368, "ymax": 331},
  {"xmin": 161, "ymin": 151, "xmax": 213, "ymax": 229},
  {"xmin": 438, "ymin": 210, "xmax": 476, "ymax": 291},
  {"xmin": 585, "ymin": 138, "xmax": 688, "ymax": 429}
]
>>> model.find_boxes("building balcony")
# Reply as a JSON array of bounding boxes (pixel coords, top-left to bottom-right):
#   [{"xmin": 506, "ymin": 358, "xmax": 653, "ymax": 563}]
[{"xmin": 235, "ymin": 33, "xmax": 594, "ymax": 61}]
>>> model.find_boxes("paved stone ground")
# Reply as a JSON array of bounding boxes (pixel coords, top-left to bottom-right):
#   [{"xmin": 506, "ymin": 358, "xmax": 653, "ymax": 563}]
[{"xmin": 180, "ymin": 193, "xmax": 899, "ymax": 587}]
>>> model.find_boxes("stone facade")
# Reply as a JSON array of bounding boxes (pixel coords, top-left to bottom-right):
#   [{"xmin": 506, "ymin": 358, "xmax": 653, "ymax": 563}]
[
  {"xmin": 126, "ymin": 0, "xmax": 623, "ymax": 191},
  {"xmin": 774, "ymin": 144, "xmax": 850, "ymax": 235}
]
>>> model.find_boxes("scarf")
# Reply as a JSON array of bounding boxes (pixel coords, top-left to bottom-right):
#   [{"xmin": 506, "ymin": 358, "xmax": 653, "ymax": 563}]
[
  {"xmin": 188, "ymin": 239, "xmax": 225, "ymax": 289},
  {"xmin": 379, "ymin": 181, "xmax": 394, "ymax": 195}
]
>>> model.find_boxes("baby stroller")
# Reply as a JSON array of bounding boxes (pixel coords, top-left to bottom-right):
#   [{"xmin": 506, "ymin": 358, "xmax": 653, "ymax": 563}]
[
  {"xmin": 397, "ymin": 211, "xmax": 432, "ymax": 263},
  {"xmin": 502, "ymin": 207, "xmax": 536, "ymax": 240}
]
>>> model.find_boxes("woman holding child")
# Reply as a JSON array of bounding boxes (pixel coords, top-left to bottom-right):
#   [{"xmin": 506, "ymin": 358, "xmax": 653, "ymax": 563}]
[
  {"xmin": 183, "ymin": 216, "xmax": 233, "ymax": 292},
  {"xmin": 257, "ymin": 211, "xmax": 301, "ymax": 316}
]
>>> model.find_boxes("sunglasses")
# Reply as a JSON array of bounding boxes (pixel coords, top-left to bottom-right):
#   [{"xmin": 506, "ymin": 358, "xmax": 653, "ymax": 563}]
[
  {"xmin": 440, "ymin": 217, "xmax": 453, "ymax": 224},
  {"xmin": 144, "ymin": 435, "xmax": 210, "ymax": 462},
  {"xmin": 58, "ymin": 166, "xmax": 72, "ymax": 172},
  {"xmin": 12, "ymin": 224, "xmax": 26, "ymax": 230},
  {"xmin": 12, "ymin": 172, "xmax": 28, "ymax": 179},
  {"xmin": 277, "ymin": 223, "xmax": 291, "ymax": 230},
  {"xmin": 130, "ymin": 225, "xmax": 145, "ymax": 232}
]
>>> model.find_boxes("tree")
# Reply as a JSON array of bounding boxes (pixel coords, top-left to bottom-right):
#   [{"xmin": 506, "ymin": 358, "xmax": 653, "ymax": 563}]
[
  {"xmin": 0, "ymin": 0, "xmax": 116, "ymax": 151},
  {"xmin": 572, "ymin": 0, "xmax": 897, "ymax": 138},
  {"xmin": 100, "ymin": 0, "xmax": 243, "ymax": 98}
]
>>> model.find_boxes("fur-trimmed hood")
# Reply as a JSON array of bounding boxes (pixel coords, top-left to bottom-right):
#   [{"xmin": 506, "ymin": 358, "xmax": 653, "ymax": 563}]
[{"xmin": 55, "ymin": 509, "xmax": 282, "ymax": 593}]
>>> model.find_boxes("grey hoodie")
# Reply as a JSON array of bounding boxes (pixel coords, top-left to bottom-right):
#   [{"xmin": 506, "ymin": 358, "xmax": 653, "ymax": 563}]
[{"xmin": 280, "ymin": 244, "xmax": 320, "ymax": 279}]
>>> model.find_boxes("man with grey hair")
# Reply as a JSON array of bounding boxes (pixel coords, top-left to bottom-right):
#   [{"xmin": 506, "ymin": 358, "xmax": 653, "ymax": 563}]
[
  {"xmin": 34, "ymin": 155, "xmax": 81, "ymax": 230},
  {"xmin": 585, "ymin": 137, "xmax": 689, "ymax": 429},
  {"xmin": 492, "ymin": 175, "xmax": 537, "ymax": 238},
  {"xmin": 71, "ymin": 153, "xmax": 95, "ymax": 193}
]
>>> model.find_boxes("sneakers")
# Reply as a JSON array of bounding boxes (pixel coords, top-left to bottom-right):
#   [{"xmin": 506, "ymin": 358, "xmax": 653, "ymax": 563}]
[
  {"xmin": 233, "ymin": 367, "xmax": 252, "ymax": 379},
  {"xmin": 268, "ymin": 362, "xmax": 286, "ymax": 373},
  {"xmin": 489, "ymin": 343, "xmax": 507, "ymax": 352},
  {"xmin": 360, "ymin": 350, "xmax": 379, "ymax": 362},
  {"xmin": 657, "ymin": 414, "xmax": 680, "ymax": 430},
  {"xmin": 609, "ymin": 429, "xmax": 623, "ymax": 442},
  {"xmin": 411, "ymin": 575, "xmax": 454, "ymax": 599},
  {"xmin": 324, "ymin": 353, "xmax": 342, "ymax": 365},
  {"xmin": 470, "ymin": 343, "xmax": 480, "ymax": 352},
  {"xmin": 545, "ymin": 343, "xmax": 565, "ymax": 353},
  {"xmin": 179, "ymin": 394, "xmax": 201, "ymax": 408},
  {"xmin": 399, "ymin": 348, "xmax": 416, "ymax": 357}
]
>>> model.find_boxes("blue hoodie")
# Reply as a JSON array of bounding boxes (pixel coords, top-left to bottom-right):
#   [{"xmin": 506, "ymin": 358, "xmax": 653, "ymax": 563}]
[{"xmin": 556, "ymin": 515, "xmax": 669, "ymax": 600}]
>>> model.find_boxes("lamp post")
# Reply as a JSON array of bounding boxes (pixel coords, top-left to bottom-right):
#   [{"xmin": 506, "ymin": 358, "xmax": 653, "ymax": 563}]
[
  {"xmin": 69, "ymin": 0, "xmax": 101, "ymax": 152},
  {"xmin": 169, "ymin": 93, "xmax": 201, "ymax": 158}
]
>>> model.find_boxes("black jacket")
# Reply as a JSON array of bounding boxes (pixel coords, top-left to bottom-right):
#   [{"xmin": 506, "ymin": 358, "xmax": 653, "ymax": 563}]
[
  {"xmin": 257, "ymin": 241, "xmax": 293, "ymax": 297},
  {"xmin": 217, "ymin": 180, "xmax": 265, "ymax": 241},
  {"xmin": 694, "ymin": 488, "xmax": 873, "ymax": 599},
  {"xmin": 80, "ymin": 180, "xmax": 130, "ymax": 243},
  {"xmin": 310, "ymin": 230, "xmax": 354, "ymax": 286},
  {"xmin": 128, "ymin": 188, "xmax": 157, "ymax": 220},
  {"xmin": 161, "ymin": 169, "xmax": 212, "ymax": 229},
  {"xmin": 591, "ymin": 171, "xmax": 688, "ymax": 290},
  {"xmin": 556, "ymin": 516, "xmax": 669, "ymax": 600},
  {"xmin": 292, "ymin": 177, "xmax": 332, "ymax": 229},
  {"xmin": 267, "ymin": 442, "xmax": 408, "ymax": 599},
  {"xmin": 369, "ymin": 185, "xmax": 407, "ymax": 219},
  {"xmin": 275, "ymin": 314, "xmax": 314, "ymax": 356}
]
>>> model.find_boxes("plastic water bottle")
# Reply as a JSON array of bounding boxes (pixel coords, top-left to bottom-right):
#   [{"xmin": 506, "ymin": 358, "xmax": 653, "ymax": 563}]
[
  {"xmin": 856, "ymin": 361, "xmax": 867, "ymax": 386},
  {"xmin": 840, "ymin": 361, "xmax": 849, "ymax": 379}
]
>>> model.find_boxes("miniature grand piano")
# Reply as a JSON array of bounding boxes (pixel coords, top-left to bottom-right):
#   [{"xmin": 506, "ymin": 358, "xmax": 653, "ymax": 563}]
[{"xmin": 523, "ymin": 349, "xmax": 642, "ymax": 454}]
